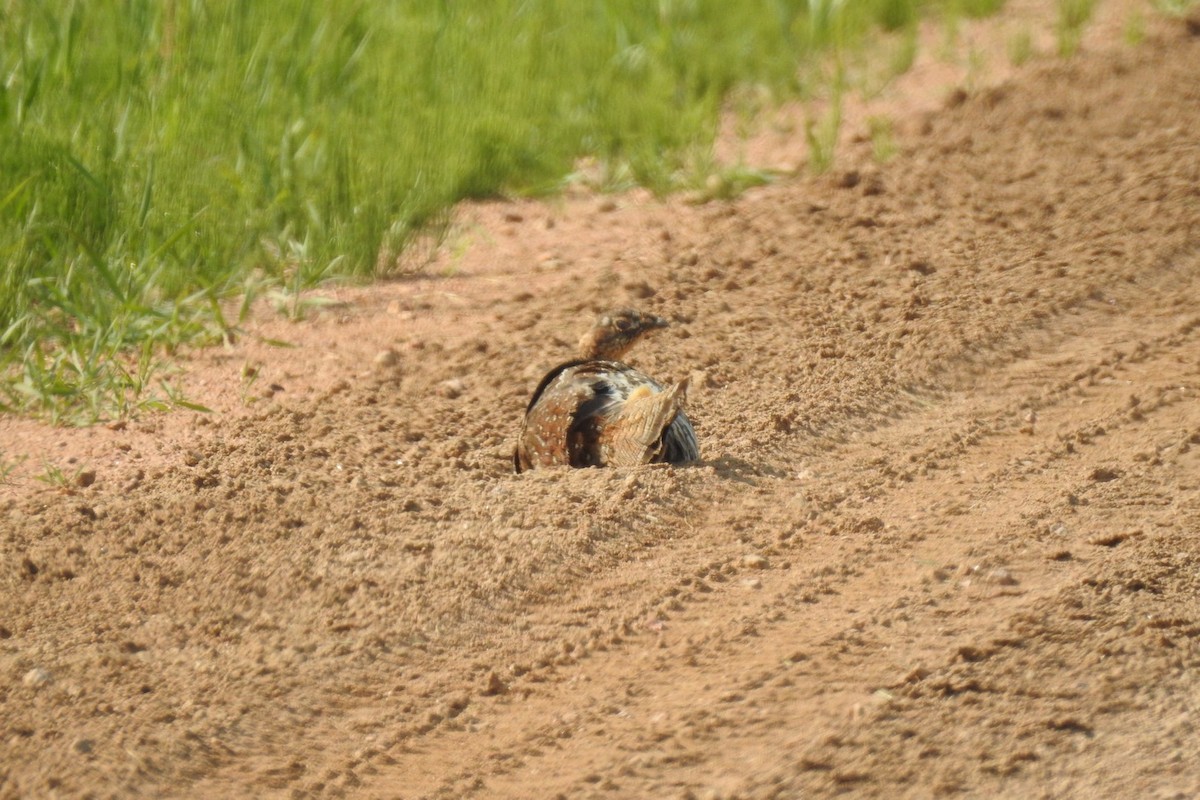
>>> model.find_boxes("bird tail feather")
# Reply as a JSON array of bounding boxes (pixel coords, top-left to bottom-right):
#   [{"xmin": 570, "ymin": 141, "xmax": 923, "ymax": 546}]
[{"xmin": 608, "ymin": 378, "xmax": 689, "ymax": 466}]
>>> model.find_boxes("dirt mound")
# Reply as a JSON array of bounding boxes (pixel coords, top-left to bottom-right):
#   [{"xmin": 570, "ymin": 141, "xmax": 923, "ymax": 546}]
[{"xmin": 3, "ymin": 14, "xmax": 1200, "ymax": 800}]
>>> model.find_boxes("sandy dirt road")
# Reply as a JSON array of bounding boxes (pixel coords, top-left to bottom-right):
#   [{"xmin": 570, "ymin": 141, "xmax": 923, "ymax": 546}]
[{"xmin": 2, "ymin": 11, "xmax": 1199, "ymax": 800}]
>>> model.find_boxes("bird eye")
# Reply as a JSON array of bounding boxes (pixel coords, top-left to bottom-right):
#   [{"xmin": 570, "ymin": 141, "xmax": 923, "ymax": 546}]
[{"xmin": 614, "ymin": 317, "xmax": 633, "ymax": 331}]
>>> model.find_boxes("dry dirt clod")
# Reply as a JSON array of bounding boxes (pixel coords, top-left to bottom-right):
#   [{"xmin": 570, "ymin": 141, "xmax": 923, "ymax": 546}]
[
  {"xmin": 623, "ymin": 280, "xmax": 656, "ymax": 299},
  {"xmin": 742, "ymin": 554, "xmax": 769, "ymax": 570},
  {"xmin": 1089, "ymin": 530, "xmax": 1142, "ymax": 548},
  {"xmin": 689, "ymin": 369, "xmax": 718, "ymax": 393},
  {"xmin": 438, "ymin": 378, "xmax": 467, "ymax": 399},
  {"xmin": 373, "ymin": 349, "xmax": 400, "ymax": 369},
  {"xmin": 987, "ymin": 568, "xmax": 1018, "ymax": 586},
  {"xmin": 481, "ymin": 671, "xmax": 507, "ymax": 696}
]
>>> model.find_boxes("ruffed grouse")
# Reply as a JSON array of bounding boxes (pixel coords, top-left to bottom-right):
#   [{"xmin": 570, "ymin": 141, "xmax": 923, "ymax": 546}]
[{"xmin": 514, "ymin": 309, "xmax": 700, "ymax": 472}]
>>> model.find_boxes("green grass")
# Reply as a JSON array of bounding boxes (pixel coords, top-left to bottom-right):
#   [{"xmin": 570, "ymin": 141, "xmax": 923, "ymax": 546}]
[
  {"xmin": 33, "ymin": 459, "xmax": 85, "ymax": 488},
  {"xmin": 1008, "ymin": 27, "xmax": 1036, "ymax": 66},
  {"xmin": 3, "ymin": 0, "xmax": 996, "ymax": 424},
  {"xmin": 0, "ymin": 451, "xmax": 27, "ymax": 484},
  {"xmin": 1153, "ymin": 0, "xmax": 1200, "ymax": 16},
  {"xmin": 1123, "ymin": 11, "xmax": 1147, "ymax": 45},
  {"xmin": 1057, "ymin": 0, "xmax": 1098, "ymax": 56},
  {"xmin": 804, "ymin": 76, "xmax": 845, "ymax": 175},
  {"xmin": 868, "ymin": 116, "xmax": 899, "ymax": 162}
]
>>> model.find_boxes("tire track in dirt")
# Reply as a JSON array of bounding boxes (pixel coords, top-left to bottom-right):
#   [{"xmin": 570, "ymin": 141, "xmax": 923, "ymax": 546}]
[
  {"xmin": 353, "ymin": 244, "xmax": 1200, "ymax": 799},
  {"xmin": 304, "ymin": 283, "xmax": 1199, "ymax": 798},
  {"xmin": 176, "ymin": 255, "xmax": 1199, "ymax": 798},
  {"xmin": 180, "ymin": 25, "xmax": 1200, "ymax": 799}
]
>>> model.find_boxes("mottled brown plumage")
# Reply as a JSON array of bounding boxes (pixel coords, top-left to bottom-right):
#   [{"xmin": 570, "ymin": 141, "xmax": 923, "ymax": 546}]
[{"xmin": 514, "ymin": 309, "xmax": 700, "ymax": 472}]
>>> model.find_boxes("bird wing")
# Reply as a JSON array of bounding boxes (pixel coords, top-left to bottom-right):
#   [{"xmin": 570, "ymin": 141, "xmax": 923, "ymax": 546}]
[{"xmin": 516, "ymin": 362, "xmax": 623, "ymax": 471}]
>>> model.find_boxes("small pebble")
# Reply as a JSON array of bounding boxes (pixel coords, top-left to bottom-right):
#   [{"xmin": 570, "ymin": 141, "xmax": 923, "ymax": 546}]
[{"xmin": 23, "ymin": 667, "xmax": 52, "ymax": 688}]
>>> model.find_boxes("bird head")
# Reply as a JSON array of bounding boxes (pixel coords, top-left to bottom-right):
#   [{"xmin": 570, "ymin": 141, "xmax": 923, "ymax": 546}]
[{"xmin": 578, "ymin": 308, "xmax": 669, "ymax": 360}]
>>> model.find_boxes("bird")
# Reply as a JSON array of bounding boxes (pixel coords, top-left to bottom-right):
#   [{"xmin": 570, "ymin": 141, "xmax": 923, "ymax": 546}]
[{"xmin": 514, "ymin": 308, "xmax": 700, "ymax": 472}]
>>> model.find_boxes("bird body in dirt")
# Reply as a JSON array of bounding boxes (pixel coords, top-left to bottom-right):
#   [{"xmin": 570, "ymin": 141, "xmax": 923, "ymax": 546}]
[{"xmin": 514, "ymin": 309, "xmax": 699, "ymax": 472}]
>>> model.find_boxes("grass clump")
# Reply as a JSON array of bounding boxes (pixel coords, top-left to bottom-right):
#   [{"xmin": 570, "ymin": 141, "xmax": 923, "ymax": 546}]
[
  {"xmin": 2, "ymin": 0, "xmax": 997, "ymax": 423},
  {"xmin": 0, "ymin": 452, "xmax": 27, "ymax": 484},
  {"xmin": 1057, "ymin": 0, "xmax": 1098, "ymax": 56}
]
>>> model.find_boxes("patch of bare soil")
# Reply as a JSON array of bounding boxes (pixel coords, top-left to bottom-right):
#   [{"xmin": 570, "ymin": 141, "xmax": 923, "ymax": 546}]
[{"xmin": 3, "ymin": 10, "xmax": 1200, "ymax": 800}]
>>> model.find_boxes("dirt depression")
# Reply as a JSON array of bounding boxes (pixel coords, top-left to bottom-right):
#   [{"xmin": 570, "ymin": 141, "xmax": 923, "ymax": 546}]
[{"xmin": 2, "ymin": 12, "xmax": 1200, "ymax": 800}]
